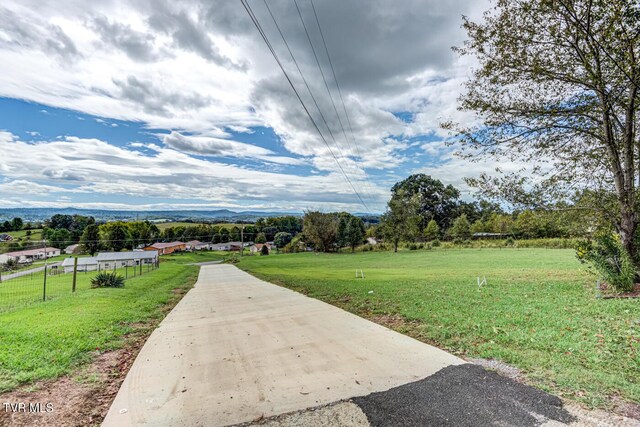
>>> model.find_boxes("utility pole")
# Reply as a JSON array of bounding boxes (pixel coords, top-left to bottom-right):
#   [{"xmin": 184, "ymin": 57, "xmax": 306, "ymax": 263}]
[{"xmin": 240, "ymin": 225, "xmax": 244, "ymax": 257}]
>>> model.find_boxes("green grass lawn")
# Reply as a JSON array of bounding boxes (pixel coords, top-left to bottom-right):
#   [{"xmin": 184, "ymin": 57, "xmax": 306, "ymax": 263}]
[
  {"xmin": 238, "ymin": 248, "xmax": 640, "ymax": 408},
  {"xmin": 0, "ymin": 260, "xmax": 199, "ymax": 392},
  {"xmin": 4, "ymin": 229, "xmax": 43, "ymax": 240}
]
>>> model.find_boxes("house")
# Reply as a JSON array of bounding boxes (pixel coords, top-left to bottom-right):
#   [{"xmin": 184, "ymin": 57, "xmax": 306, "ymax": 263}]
[
  {"xmin": 143, "ymin": 241, "xmax": 186, "ymax": 255},
  {"xmin": 249, "ymin": 243, "xmax": 274, "ymax": 254},
  {"xmin": 0, "ymin": 233, "xmax": 13, "ymax": 242},
  {"xmin": 366, "ymin": 237, "xmax": 379, "ymax": 245},
  {"xmin": 209, "ymin": 243, "xmax": 232, "ymax": 251},
  {"xmin": 186, "ymin": 240, "xmax": 209, "ymax": 251},
  {"xmin": 64, "ymin": 244, "xmax": 81, "ymax": 254},
  {"xmin": 61, "ymin": 256, "xmax": 98, "ymax": 273},
  {"xmin": 96, "ymin": 251, "xmax": 158, "ymax": 271},
  {"xmin": 0, "ymin": 247, "xmax": 61, "ymax": 264},
  {"xmin": 225, "ymin": 241, "xmax": 244, "ymax": 251}
]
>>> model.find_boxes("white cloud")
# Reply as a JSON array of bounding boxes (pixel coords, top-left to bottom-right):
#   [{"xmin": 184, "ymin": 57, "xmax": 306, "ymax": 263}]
[{"xmin": 0, "ymin": 0, "xmax": 495, "ymax": 211}]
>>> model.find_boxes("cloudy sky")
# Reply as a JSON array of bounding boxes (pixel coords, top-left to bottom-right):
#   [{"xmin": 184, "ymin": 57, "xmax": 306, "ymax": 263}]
[{"xmin": 0, "ymin": 0, "xmax": 493, "ymax": 213}]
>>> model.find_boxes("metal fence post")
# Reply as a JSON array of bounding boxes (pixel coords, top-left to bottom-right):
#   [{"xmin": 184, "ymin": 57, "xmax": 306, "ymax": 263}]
[
  {"xmin": 72, "ymin": 257, "xmax": 78, "ymax": 293},
  {"xmin": 42, "ymin": 264, "xmax": 47, "ymax": 301}
]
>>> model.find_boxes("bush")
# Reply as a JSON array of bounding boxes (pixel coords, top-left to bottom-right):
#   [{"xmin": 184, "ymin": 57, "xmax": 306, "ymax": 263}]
[
  {"xmin": 452, "ymin": 237, "xmax": 464, "ymax": 245},
  {"xmin": 505, "ymin": 236, "xmax": 515, "ymax": 247},
  {"xmin": 91, "ymin": 271, "xmax": 125, "ymax": 288},
  {"xmin": 224, "ymin": 253, "xmax": 240, "ymax": 264},
  {"xmin": 432, "ymin": 239, "xmax": 441, "ymax": 247},
  {"xmin": 576, "ymin": 234, "xmax": 636, "ymax": 292},
  {"xmin": 408, "ymin": 243, "xmax": 418, "ymax": 250}
]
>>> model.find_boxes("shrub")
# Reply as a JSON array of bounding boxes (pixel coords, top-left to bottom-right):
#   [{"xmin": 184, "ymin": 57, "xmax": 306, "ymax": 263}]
[
  {"xmin": 452, "ymin": 237, "xmax": 464, "ymax": 245},
  {"xmin": 408, "ymin": 243, "xmax": 418, "ymax": 250},
  {"xmin": 432, "ymin": 239, "xmax": 441, "ymax": 247},
  {"xmin": 224, "ymin": 253, "xmax": 240, "ymax": 264},
  {"xmin": 261, "ymin": 244, "xmax": 270, "ymax": 255},
  {"xmin": 91, "ymin": 271, "xmax": 125, "ymax": 288},
  {"xmin": 576, "ymin": 234, "xmax": 636, "ymax": 292},
  {"xmin": 505, "ymin": 236, "xmax": 515, "ymax": 247}
]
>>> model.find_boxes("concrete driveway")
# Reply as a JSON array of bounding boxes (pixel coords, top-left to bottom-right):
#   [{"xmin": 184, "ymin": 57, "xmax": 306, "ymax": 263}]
[{"xmin": 103, "ymin": 264, "xmax": 581, "ymax": 427}]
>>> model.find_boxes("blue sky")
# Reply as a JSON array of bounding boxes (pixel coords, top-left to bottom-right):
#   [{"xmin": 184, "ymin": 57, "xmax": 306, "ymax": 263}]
[{"xmin": 0, "ymin": 0, "xmax": 492, "ymax": 213}]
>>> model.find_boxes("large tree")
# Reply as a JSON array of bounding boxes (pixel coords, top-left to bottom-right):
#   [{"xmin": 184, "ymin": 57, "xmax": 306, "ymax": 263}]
[
  {"xmin": 391, "ymin": 174, "xmax": 461, "ymax": 230},
  {"xmin": 380, "ymin": 190, "xmax": 421, "ymax": 252},
  {"xmin": 81, "ymin": 223, "xmax": 100, "ymax": 255},
  {"xmin": 448, "ymin": 0, "xmax": 640, "ymax": 261},
  {"xmin": 303, "ymin": 211, "xmax": 339, "ymax": 252}
]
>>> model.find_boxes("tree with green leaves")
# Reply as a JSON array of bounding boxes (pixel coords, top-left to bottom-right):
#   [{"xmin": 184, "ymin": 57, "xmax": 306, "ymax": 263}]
[
  {"xmin": 380, "ymin": 190, "xmax": 421, "ymax": 252},
  {"xmin": 81, "ymin": 223, "xmax": 100, "ymax": 255},
  {"xmin": 255, "ymin": 232, "xmax": 267, "ymax": 244},
  {"xmin": 302, "ymin": 211, "xmax": 339, "ymax": 252},
  {"xmin": 450, "ymin": 214, "xmax": 472, "ymax": 240},
  {"xmin": 103, "ymin": 223, "xmax": 129, "ymax": 252},
  {"xmin": 423, "ymin": 219, "xmax": 440, "ymax": 241},
  {"xmin": 10, "ymin": 217, "xmax": 23, "ymax": 231},
  {"xmin": 345, "ymin": 216, "xmax": 365, "ymax": 253},
  {"xmin": 274, "ymin": 232, "xmax": 293, "ymax": 249},
  {"xmin": 447, "ymin": 0, "xmax": 640, "ymax": 264},
  {"xmin": 260, "ymin": 244, "xmax": 270, "ymax": 256},
  {"xmin": 391, "ymin": 174, "xmax": 461, "ymax": 230}
]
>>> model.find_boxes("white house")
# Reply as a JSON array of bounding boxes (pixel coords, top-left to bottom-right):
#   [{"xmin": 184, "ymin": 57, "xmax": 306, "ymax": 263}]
[
  {"xmin": 61, "ymin": 256, "xmax": 98, "ymax": 273},
  {"xmin": 249, "ymin": 243, "xmax": 274, "ymax": 254},
  {"xmin": 186, "ymin": 240, "xmax": 209, "ymax": 251},
  {"xmin": 95, "ymin": 251, "xmax": 159, "ymax": 271},
  {"xmin": 0, "ymin": 247, "xmax": 61, "ymax": 264}
]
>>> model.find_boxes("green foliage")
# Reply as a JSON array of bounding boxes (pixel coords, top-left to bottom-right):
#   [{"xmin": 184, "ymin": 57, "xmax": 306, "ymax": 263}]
[
  {"xmin": 505, "ymin": 236, "xmax": 515, "ymax": 247},
  {"xmin": 274, "ymin": 232, "xmax": 293, "ymax": 248},
  {"xmin": 303, "ymin": 211, "xmax": 339, "ymax": 252},
  {"xmin": 80, "ymin": 223, "xmax": 100, "ymax": 256},
  {"xmin": 391, "ymin": 174, "xmax": 461, "ymax": 230},
  {"xmin": 450, "ymin": 214, "xmax": 472, "ymax": 240},
  {"xmin": 223, "ymin": 253, "xmax": 241, "ymax": 264},
  {"xmin": 380, "ymin": 189, "xmax": 421, "ymax": 252},
  {"xmin": 260, "ymin": 244, "xmax": 270, "ymax": 255},
  {"xmin": 90, "ymin": 272, "xmax": 125, "ymax": 288},
  {"xmin": 576, "ymin": 234, "xmax": 636, "ymax": 292},
  {"xmin": 423, "ymin": 219, "xmax": 440, "ymax": 241},
  {"xmin": 255, "ymin": 232, "xmax": 267, "ymax": 244}
]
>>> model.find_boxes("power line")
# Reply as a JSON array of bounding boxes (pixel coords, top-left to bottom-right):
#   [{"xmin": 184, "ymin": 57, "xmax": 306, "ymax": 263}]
[
  {"xmin": 292, "ymin": 0, "xmax": 377, "ymax": 211},
  {"xmin": 308, "ymin": 0, "xmax": 378, "ymax": 211},
  {"xmin": 240, "ymin": 0, "xmax": 370, "ymax": 213}
]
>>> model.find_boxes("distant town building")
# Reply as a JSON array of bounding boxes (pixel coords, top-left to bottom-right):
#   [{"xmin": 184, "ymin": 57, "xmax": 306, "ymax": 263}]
[
  {"xmin": 186, "ymin": 240, "xmax": 209, "ymax": 251},
  {"xmin": 0, "ymin": 247, "xmax": 60, "ymax": 264},
  {"xmin": 0, "ymin": 233, "xmax": 14, "ymax": 242},
  {"xmin": 61, "ymin": 256, "xmax": 98, "ymax": 273},
  {"xmin": 143, "ymin": 242, "xmax": 186, "ymax": 255},
  {"xmin": 64, "ymin": 244, "xmax": 81, "ymax": 254},
  {"xmin": 96, "ymin": 251, "xmax": 159, "ymax": 270},
  {"xmin": 250, "ymin": 243, "xmax": 274, "ymax": 254}
]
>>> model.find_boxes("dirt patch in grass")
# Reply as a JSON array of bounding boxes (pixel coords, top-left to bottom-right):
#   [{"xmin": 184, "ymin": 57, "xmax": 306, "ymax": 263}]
[
  {"xmin": 0, "ymin": 284, "xmax": 193, "ymax": 427},
  {"xmin": 0, "ymin": 337, "xmax": 142, "ymax": 427}
]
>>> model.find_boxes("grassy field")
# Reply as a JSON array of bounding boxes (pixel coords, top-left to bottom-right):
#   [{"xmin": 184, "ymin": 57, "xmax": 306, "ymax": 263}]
[
  {"xmin": 0, "ymin": 254, "xmax": 202, "ymax": 392},
  {"xmin": 4, "ymin": 228, "xmax": 43, "ymax": 240},
  {"xmin": 238, "ymin": 248, "xmax": 640, "ymax": 408}
]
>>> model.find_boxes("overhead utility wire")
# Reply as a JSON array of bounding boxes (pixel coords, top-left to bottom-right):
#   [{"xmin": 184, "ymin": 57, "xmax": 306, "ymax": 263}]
[
  {"xmin": 309, "ymin": 0, "xmax": 378, "ymax": 212},
  {"xmin": 293, "ymin": 0, "xmax": 376, "ymax": 211},
  {"xmin": 241, "ymin": 0, "xmax": 370, "ymax": 212}
]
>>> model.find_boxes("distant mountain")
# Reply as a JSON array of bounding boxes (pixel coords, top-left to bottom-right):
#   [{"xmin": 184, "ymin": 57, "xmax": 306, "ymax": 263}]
[{"xmin": 0, "ymin": 207, "xmax": 304, "ymax": 223}]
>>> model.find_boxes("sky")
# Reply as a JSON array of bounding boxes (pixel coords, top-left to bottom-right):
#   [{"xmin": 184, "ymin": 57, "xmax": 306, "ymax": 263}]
[{"xmin": 0, "ymin": 0, "xmax": 501, "ymax": 213}]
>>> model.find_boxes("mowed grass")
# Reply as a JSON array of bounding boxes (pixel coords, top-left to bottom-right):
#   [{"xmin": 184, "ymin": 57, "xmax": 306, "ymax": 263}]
[
  {"xmin": 4, "ymin": 228, "xmax": 43, "ymax": 240},
  {"xmin": 238, "ymin": 248, "xmax": 640, "ymax": 407},
  {"xmin": 0, "ymin": 260, "xmax": 199, "ymax": 392}
]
